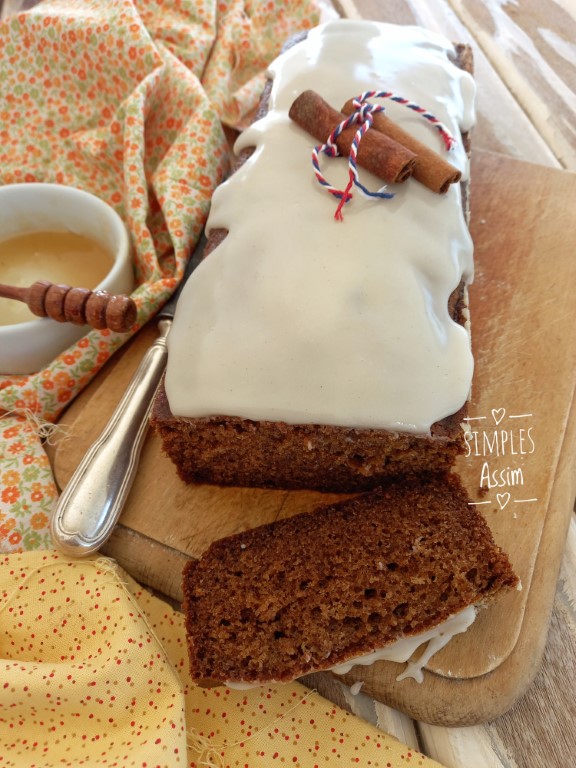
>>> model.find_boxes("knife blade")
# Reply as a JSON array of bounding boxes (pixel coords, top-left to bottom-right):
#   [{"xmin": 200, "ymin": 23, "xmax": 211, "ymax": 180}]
[{"xmin": 50, "ymin": 237, "xmax": 205, "ymax": 557}]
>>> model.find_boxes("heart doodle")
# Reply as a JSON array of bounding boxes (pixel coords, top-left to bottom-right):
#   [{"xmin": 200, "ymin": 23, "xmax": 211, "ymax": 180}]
[
  {"xmin": 491, "ymin": 408, "xmax": 506, "ymax": 425},
  {"xmin": 496, "ymin": 492, "xmax": 511, "ymax": 510}
]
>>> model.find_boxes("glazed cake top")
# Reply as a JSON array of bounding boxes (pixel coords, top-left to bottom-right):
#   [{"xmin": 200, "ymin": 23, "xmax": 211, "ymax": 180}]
[{"xmin": 166, "ymin": 20, "xmax": 476, "ymax": 433}]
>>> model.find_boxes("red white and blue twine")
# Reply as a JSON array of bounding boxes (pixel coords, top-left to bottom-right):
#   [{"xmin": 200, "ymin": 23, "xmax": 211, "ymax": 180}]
[{"xmin": 312, "ymin": 89, "xmax": 457, "ymax": 221}]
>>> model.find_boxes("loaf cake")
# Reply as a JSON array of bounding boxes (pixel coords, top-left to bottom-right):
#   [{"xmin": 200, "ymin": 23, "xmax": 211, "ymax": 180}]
[
  {"xmin": 182, "ymin": 473, "xmax": 519, "ymax": 686},
  {"xmin": 151, "ymin": 19, "xmax": 476, "ymax": 492}
]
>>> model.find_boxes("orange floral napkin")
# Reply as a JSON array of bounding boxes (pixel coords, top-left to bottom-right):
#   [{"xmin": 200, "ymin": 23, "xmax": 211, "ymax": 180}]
[
  {"xmin": 0, "ymin": 416, "xmax": 57, "ymax": 550},
  {"xmin": 0, "ymin": 550, "xmax": 447, "ymax": 767},
  {"xmin": 0, "ymin": 0, "xmax": 320, "ymax": 552}
]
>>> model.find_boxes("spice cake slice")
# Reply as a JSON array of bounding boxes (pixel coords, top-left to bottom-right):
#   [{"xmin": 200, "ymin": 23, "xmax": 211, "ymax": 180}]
[{"xmin": 181, "ymin": 473, "xmax": 519, "ymax": 687}]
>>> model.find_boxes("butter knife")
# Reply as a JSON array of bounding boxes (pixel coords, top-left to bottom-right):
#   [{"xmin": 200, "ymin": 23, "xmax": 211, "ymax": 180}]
[{"xmin": 50, "ymin": 243, "xmax": 203, "ymax": 556}]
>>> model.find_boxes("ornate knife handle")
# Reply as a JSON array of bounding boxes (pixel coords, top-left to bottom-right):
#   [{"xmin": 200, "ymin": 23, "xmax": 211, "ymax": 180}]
[{"xmin": 50, "ymin": 319, "xmax": 171, "ymax": 556}]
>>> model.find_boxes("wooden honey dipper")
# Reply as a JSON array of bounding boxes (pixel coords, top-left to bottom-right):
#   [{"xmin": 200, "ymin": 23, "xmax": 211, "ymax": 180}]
[{"xmin": 0, "ymin": 279, "xmax": 137, "ymax": 333}]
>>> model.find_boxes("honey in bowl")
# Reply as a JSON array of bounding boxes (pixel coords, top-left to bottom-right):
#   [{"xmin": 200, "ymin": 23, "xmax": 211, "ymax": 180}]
[{"xmin": 0, "ymin": 230, "xmax": 114, "ymax": 326}]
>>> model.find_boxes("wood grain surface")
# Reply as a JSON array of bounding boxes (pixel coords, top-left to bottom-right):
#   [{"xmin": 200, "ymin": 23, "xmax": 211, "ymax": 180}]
[
  {"xmin": 333, "ymin": 0, "xmax": 576, "ymax": 170},
  {"xmin": 49, "ymin": 148, "xmax": 576, "ymax": 726}
]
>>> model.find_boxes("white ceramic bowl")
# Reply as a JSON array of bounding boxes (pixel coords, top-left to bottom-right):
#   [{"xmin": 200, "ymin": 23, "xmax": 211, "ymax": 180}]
[{"xmin": 0, "ymin": 183, "xmax": 133, "ymax": 375}]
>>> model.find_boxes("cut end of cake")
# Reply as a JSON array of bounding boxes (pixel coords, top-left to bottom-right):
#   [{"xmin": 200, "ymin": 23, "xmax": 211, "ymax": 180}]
[
  {"xmin": 181, "ymin": 473, "xmax": 519, "ymax": 686},
  {"xmin": 151, "ymin": 383, "xmax": 469, "ymax": 492}
]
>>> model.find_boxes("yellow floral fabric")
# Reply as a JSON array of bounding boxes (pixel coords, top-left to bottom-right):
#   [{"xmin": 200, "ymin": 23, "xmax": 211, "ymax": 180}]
[
  {"xmin": 0, "ymin": 551, "xmax": 447, "ymax": 768},
  {"xmin": 0, "ymin": 0, "xmax": 320, "ymax": 552}
]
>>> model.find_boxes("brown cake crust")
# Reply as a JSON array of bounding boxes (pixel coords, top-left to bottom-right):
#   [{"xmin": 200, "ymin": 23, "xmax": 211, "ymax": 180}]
[
  {"xmin": 152, "ymin": 385, "xmax": 466, "ymax": 491},
  {"xmin": 181, "ymin": 473, "xmax": 518, "ymax": 684},
  {"xmin": 150, "ymin": 37, "xmax": 474, "ymax": 493}
]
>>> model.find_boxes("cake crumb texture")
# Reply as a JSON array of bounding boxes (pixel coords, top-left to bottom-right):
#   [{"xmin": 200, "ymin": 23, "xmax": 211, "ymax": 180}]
[
  {"xmin": 151, "ymin": 386, "xmax": 466, "ymax": 492},
  {"xmin": 182, "ymin": 473, "xmax": 518, "ymax": 684}
]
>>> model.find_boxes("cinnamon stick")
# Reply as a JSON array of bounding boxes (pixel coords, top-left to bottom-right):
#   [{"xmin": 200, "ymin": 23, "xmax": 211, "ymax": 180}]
[
  {"xmin": 341, "ymin": 98, "xmax": 462, "ymax": 193},
  {"xmin": 289, "ymin": 90, "xmax": 416, "ymax": 184}
]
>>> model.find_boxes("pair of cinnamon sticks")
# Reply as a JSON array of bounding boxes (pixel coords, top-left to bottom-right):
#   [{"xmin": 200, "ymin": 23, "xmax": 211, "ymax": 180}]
[{"xmin": 289, "ymin": 90, "xmax": 461, "ymax": 194}]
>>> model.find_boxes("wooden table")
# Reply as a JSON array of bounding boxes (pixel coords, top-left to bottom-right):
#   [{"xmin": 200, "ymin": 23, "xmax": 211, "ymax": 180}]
[{"xmin": 309, "ymin": 2, "xmax": 576, "ymax": 766}]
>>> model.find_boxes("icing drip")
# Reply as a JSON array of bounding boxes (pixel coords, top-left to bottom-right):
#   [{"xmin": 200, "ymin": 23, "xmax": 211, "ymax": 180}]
[
  {"xmin": 331, "ymin": 604, "xmax": 476, "ymax": 682},
  {"xmin": 166, "ymin": 20, "xmax": 476, "ymax": 433}
]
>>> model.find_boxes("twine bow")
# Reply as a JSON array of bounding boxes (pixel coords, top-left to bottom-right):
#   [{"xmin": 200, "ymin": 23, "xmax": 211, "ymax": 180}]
[{"xmin": 312, "ymin": 89, "xmax": 457, "ymax": 220}]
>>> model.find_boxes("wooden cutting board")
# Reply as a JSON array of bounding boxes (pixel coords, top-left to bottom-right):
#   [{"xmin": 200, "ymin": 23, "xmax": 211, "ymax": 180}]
[{"xmin": 49, "ymin": 149, "xmax": 576, "ymax": 726}]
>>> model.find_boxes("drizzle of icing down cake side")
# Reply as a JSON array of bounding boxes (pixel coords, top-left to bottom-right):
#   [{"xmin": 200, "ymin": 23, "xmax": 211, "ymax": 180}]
[{"xmin": 151, "ymin": 20, "xmax": 477, "ymax": 492}]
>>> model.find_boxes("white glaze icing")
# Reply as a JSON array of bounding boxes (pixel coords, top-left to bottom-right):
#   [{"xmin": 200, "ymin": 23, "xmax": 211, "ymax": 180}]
[
  {"xmin": 224, "ymin": 605, "xmax": 477, "ymax": 689},
  {"xmin": 331, "ymin": 604, "xmax": 476, "ymax": 682},
  {"xmin": 166, "ymin": 20, "xmax": 476, "ymax": 433}
]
